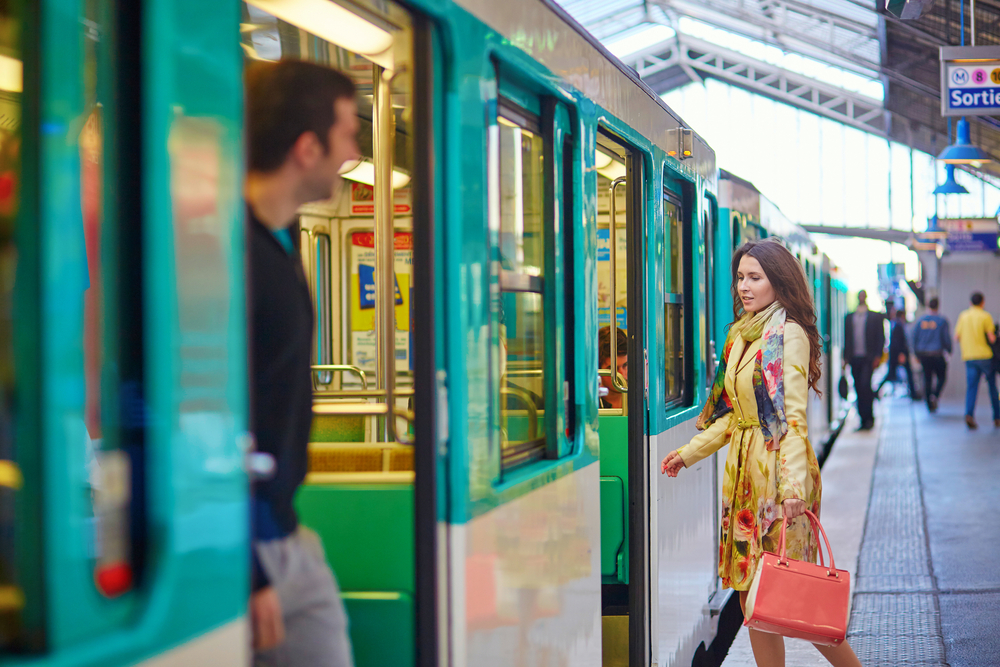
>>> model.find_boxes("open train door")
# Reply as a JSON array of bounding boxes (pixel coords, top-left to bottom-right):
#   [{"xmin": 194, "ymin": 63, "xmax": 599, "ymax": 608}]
[{"xmin": 239, "ymin": 2, "xmax": 443, "ymax": 665}]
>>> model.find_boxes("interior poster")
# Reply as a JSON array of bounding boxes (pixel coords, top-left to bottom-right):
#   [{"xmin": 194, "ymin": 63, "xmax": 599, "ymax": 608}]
[
  {"xmin": 349, "ymin": 231, "xmax": 412, "ymax": 375},
  {"xmin": 597, "ymin": 227, "xmax": 628, "ymax": 331}
]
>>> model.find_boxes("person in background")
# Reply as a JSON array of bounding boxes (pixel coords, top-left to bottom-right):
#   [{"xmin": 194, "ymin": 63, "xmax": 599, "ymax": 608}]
[
  {"xmin": 954, "ymin": 291, "xmax": 999, "ymax": 430},
  {"xmin": 245, "ymin": 60, "xmax": 360, "ymax": 666},
  {"xmin": 876, "ymin": 308, "xmax": 915, "ymax": 399},
  {"xmin": 843, "ymin": 290, "xmax": 885, "ymax": 431},
  {"xmin": 913, "ymin": 297, "xmax": 952, "ymax": 413},
  {"xmin": 993, "ymin": 323, "xmax": 1000, "ymax": 376},
  {"xmin": 598, "ymin": 325, "xmax": 628, "ymax": 410}
]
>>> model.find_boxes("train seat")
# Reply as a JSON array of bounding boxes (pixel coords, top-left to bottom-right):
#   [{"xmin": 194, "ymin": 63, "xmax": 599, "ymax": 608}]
[
  {"xmin": 598, "ymin": 415, "xmax": 629, "ymax": 585},
  {"xmin": 296, "ymin": 483, "xmax": 414, "ymax": 667},
  {"xmin": 600, "ymin": 476, "xmax": 624, "ymax": 579},
  {"xmin": 342, "ymin": 592, "xmax": 414, "ymax": 666},
  {"xmin": 309, "ymin": 443, "xmax": 414, "ymax": 473},
  {"xmin": 311, "ymin": 413, "xmax": 366, "ymax": 442}
]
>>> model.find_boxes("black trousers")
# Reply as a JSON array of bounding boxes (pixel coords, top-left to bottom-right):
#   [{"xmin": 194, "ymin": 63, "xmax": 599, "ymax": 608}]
[
  {"xmin": 917, "ymin": 354, "xmax": 948, "ymax": 408},
  {"xmin": 850, "ymin": 357, "xmax": 876, "ymax": 425},
  {"xmin": 877, "ymin": 354, "xmax": 915, "ymax": 397}
]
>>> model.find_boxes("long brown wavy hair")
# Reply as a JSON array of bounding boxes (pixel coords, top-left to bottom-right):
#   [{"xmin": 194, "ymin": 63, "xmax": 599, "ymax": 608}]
[{"xmin": 730, "ymin": 239, "xmax": 823, "ymax": 395}]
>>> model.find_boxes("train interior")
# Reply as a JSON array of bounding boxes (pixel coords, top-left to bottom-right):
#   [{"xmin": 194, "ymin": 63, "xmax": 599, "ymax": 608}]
[
  {"xmin": 594, "ymin": 131, "xmax": 634, "ymax": 664},
  {"xmin": 242, "ymin": 1, "xmax": 418, "ymax": 664}
]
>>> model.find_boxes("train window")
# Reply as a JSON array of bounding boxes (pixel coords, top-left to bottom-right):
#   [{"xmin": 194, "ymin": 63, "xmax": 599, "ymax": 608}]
[
  {"xmin": 664, "ymin": 192, "xmax": 688, "ymax": 407},
  {"xmin": 496, "ymin": 104, "xmax": 548, "ymax": 470}
]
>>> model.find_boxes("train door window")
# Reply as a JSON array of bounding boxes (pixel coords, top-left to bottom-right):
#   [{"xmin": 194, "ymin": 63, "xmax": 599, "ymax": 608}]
[
  {"xmin": 490, "ymin": 89, "xmax": 574, "ymax": 472},
  {"xmin": 493, "ymin": 92, "xmax": 577, "ymax": 472},
  {"xmin": 595, "ymin": 134, "xmax": 629, "ymax": 415},
  {"xmin": 663, "ymin": 190, "xmax": 688, "ymax": 407},
  {"xmin": 496, "ymin": 105, "xmax": 546, "ymax": 470}
]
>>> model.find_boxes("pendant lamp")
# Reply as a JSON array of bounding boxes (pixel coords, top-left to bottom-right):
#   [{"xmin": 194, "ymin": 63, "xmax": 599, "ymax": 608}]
[
  {"xmin": 933, "ymin": 164, "xmax": 969, "ymax": 195},
  {"xmin": 938, "ymin": 118, "xmax": 993, "ymax": 167}
]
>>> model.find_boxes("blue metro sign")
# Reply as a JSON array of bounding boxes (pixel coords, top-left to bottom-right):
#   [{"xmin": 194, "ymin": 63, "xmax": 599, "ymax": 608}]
[{"xmin": 940, "ymin": 45, "xmax": 1000, "ymax": 116}]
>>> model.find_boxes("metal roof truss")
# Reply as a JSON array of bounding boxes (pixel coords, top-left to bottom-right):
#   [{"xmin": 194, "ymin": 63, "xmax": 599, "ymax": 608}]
[
  {"xmin": 651, "ymin": 0, "xmax": 880, "ymax": 77},
  {"xmin": 627, "ymin": 34, "xmax": 887, "ymax": 136}
]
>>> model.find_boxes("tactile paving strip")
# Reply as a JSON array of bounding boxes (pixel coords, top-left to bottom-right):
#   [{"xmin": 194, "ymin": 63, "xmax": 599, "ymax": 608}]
[
  {"xmin": 849, "ymin": 593, "xmax": 940, "ymax": 636},
  {"xmin": 846, "ymin": 403, "xmax": 948, "ymax": 665}
]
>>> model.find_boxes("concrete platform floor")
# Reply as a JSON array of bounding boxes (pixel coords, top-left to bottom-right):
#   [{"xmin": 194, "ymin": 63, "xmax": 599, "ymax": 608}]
[
  {"xmin": 720, "ymin": 394, "xmax": 1000, "ymax": 667},
  {"xmin": 913, "ymin": 396, "xmax": 1000, "ymax": 667}
]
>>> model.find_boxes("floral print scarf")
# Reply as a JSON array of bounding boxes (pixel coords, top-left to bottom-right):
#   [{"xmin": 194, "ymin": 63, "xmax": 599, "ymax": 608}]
[{"xmin": 696, "ymin": 301, "xmax": 788, "ymax": 450}]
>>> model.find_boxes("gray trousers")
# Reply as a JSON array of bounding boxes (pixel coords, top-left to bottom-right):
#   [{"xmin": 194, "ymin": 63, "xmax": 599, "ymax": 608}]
[{"xmin": 254, "ymin": 527, "xmax": 354, "ymax": 667}]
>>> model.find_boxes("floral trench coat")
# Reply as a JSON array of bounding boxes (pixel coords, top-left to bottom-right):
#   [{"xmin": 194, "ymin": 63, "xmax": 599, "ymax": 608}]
[{"xmin": 677, "ymin": 321, "xmax": 822, "ymax": 591}]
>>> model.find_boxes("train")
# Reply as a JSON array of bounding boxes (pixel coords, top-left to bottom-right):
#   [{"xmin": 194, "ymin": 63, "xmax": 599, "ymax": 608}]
[{"xmin": 0, "ymin": 0, "xmax": 849, "ymax": 666}]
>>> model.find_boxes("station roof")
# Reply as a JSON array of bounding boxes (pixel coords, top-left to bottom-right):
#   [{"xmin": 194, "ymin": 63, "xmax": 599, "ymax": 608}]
[
  {"xmin": 556, "ymin": 0, "xmax": 1000, "ymax": 181},
  {"xmin": 881, "ymin": 0, "xmax": 1000, "ymax": 169}
]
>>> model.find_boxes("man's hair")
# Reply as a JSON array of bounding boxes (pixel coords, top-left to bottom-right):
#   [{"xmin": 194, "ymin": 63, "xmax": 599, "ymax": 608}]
[
  {"xmin": 971, "ymin": 291, "xmax": 985, "ymax": 306},
  {"xmin": 928, "ymin": 297, "xmax": 939, "ymax": 310},
  {"xmin": 245, "ymin": 60, "xmax": 357, "ymax": 173},
  {"xmin": 598, "ymin": 326, "xmax": 628, "ymax": 366}
]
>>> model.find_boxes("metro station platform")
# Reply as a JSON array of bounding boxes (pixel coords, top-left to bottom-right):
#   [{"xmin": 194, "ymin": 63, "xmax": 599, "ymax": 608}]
[{"xmin": 720, "ymin": 393, "xmax": 1000, "ymax": 667}]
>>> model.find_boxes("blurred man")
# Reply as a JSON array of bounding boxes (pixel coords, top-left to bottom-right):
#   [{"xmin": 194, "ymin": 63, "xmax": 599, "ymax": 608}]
[
  {"xmin": 843, "ymin": 290, "xmax": 885, "ymax": 431},
  {"xmin": 954, "ymin": 291, "xmax": 999, "ymax": 430},
  {"xmin": 877, "ymin": 308, "xmax": 915, "ymax": 399},
  {"xmin": 245, "ymin": 60, "xmax": 359, "ymax": 666},
  {"xmin": 598, "ymin": 325, "xmax": 628, "ymax": 410},
  {"xmin": 913, "ymin": 297, "xmax": 952, "ymax": 413}
]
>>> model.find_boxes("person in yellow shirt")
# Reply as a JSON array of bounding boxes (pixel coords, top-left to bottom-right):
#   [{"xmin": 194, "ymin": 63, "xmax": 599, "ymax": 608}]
[{"xmin": 954, "ymin": 291, "xmax": 999, "ymax": 430}]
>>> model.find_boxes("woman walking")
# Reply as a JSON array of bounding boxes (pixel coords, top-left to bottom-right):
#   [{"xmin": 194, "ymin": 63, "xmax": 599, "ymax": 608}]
[{"xmin": 661, "ymin": 240, "xmax": 862, "ymax": 667}]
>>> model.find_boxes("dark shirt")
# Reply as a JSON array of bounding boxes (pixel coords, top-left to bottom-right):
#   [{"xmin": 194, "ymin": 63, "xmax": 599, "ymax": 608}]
[
  {"xmin": 912, "ymin": 313, "xmax": 952, "ymax": 356},
  {"xmin": 888, "ymin": 321, "xmax": 910, "ymax": 357},
  {"xmin": 247, "ymin": 205, "xmax": 314, "ymax": 590}
]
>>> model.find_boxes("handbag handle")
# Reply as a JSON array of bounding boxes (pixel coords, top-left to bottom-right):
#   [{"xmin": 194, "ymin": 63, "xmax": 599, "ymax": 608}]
[
  {"xmin": 777, "ymin": 510, "xmax": 839, "ymax": 577},
  {"xmin": 776, "ymin": 511, "xmax": 826, "ymax": 569}
]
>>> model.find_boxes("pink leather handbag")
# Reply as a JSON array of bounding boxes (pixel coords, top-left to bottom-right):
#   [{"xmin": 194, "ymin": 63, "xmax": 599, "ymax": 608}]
[{"xmin": 743, "ymin": 510, "xmax": 851, "ymax": 646}]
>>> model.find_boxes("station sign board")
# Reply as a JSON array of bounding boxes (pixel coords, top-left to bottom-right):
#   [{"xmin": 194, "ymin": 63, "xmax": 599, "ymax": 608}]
[
  {"xmin": 940, "ymin": 46, "xmax": 1000, "ymax": 116},
  {"xmin": 876, "ymin": 262, "xmax": 906, "ymax": 297},
  {"xmin": 938, "ymin": 217, "xmax": 1000, "ymax": 252}
]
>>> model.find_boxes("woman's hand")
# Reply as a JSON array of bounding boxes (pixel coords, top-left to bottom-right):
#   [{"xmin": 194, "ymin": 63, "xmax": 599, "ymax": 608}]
[
  {"xmin": 660, "ymin": 450, "xmax": 685, "ymax": 477},
  {"xmin": 782, "ymin": 498, "xmax": 806, "ymax": 521}
]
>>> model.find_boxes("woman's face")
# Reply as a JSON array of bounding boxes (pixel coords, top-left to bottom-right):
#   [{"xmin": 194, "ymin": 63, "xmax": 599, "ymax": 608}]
[{"xmin": 737, "ymin": 254, "xmax": 777, "ymax": 314}]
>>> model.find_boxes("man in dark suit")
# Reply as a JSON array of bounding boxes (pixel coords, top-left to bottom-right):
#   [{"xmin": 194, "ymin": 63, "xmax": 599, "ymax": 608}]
[{"xmin": 843, "ymin": 290, "xmax": 885, "ymax": 430}]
